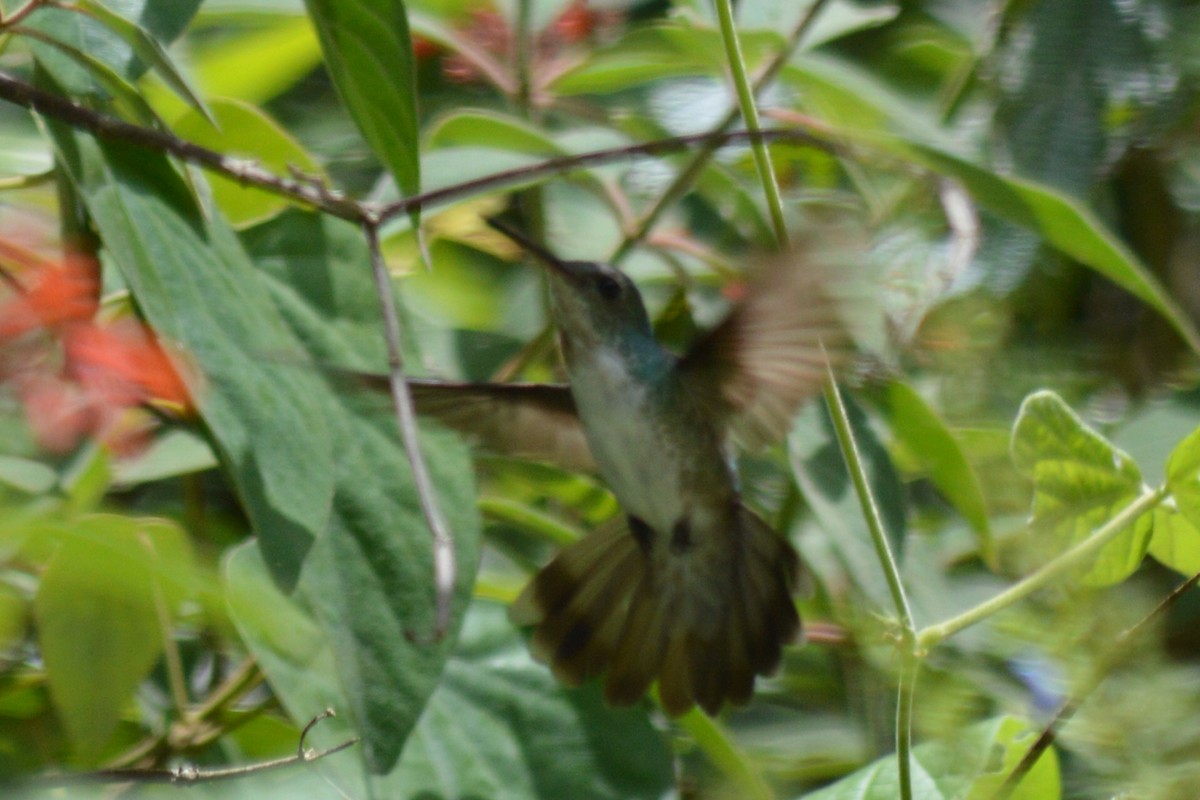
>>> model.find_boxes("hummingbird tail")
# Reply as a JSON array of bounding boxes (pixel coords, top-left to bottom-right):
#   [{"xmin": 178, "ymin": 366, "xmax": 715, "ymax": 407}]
[
  {"xmin": 509, "ymin": 519, "xmax": 645, "ymax": 686},
  {"xmin": 510, "ymin": 508, "xmax": 801, "ymax": 716}
]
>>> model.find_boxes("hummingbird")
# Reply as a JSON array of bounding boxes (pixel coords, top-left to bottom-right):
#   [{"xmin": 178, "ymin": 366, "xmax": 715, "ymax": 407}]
[{"xmin": 408, "ymin": 217, "xmax": 849, "ymax": 716}]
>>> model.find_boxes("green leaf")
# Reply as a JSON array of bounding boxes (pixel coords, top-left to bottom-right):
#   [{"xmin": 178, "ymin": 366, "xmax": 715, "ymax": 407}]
[
  {"xmin": 242, "ymin": 209, "xmax": 482, "ymax": 773},
  {"xmin": 20, "ymin": 26, "xmax": 162, "ymax": 125},
  {"xmin": 0, "ymin": 456, "xmax": 57, "ymax": 495},
  {"xmin": 72, "ymin": 0, "xmax": 212, "ymax": 122},
  {"xmin": 384, "ymin": 603, "xmax": 674, "ymax": 798},
  {"xmin": 172, "ymin": 98, "xmax": 322, "ymax": 227},
  {"xmin": 227, "ymin": 543, "xmax": 673, "ymax": 798},
  {"xmin": 790, "ymin": 392, "xmax": 907, "ymax": 610},
  {"xmin": 1011, "ymin": 390, "xmax": 1149, "ymax": 586},
  {"xmin": 1147, "ymin": 504, "xmax": 1200, "ymax": 576},
  {"xmin": 34, "ymin": 514, "xmax": 191, "ymax": 759},
  {"xmin": 23, "ymin": 0, "xmax": 202, "ymax": 97},
  {"xmin": 552, "ymin": 23, "xmax": 783, "ymax": 95},
  {"xmin": 305, "ymin": 0, "xmax": 420, "ymax": 198},
  {"xmin": 800, "ymin": 715, "xmax": 1060, "ymax": 800},
  {"xmin": 1166, "ymin": 424, "xmax": 1200, "ymax": 520},
  {"xmin": 426, "ymin": 110, "xmax": 566, "ymax": 155},
  {"xmin": 112, "ymin": 429, "xmax": 218, "ymax": 487},
  {"xmin": 59, "ymin": 444, "xmax": 110, "ymax": 513},
  {"xmin": 881, "ymin": 380, "xmax": 992, "ymax": 561},
  {"xmin": 160, "ymin": 15, "xmax": 322, "ymax": 110},
  {"xmin": 1155, "ymin": 424, "xmax": 1200, "ymax": 573},
  {"xmin": 48, "ymin": 124, "xmax": 336, "ymax": 590}
]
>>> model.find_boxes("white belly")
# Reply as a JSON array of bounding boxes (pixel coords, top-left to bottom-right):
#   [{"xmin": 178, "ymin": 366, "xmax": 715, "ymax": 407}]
[{"xmin": 569, "ymin": 348, "xmax": 685, "ymax": 532}]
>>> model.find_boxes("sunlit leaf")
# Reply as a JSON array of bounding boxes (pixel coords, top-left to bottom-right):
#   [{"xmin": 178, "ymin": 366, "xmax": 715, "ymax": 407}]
[
  {"xmin": 1011, "ymin": 390, "xmax": 1149, "ymax": 586},
  {"xmin": 1148, "ymin": 504, "xmax": 1200, "ymax": 577},
  {"xmin": 172, "ymin": 98, "xmax": 322, "ymax": 227}
]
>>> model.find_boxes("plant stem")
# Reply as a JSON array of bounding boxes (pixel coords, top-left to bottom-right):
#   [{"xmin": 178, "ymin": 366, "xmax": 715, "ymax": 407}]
[
  {"xmin": 916, "ymin": 485, "xmax": 1167, "ymax": 650},
  {"xmin": 823, "ymin": 377, "xmax": 916, "ymax": 631},
  {"xmin": 711, "ymin": 0, "xmax": 789, "ymax": 244},
  {"xmin": 822, "ymin": 372, "xmax": 916, "ymax": 799}
]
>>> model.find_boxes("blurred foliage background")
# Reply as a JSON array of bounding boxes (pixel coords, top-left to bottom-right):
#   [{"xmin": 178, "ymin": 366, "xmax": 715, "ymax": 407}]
[{"xmin": 2, "ymin": 0, "xmax": 1200, "ymax": 798}]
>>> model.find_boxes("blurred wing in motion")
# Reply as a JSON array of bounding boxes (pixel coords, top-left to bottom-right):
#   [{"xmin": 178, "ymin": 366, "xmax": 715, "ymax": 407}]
[
  {"xmin": 677, "ymin": 240, "xmax": 855, "ymax": 450},
  {"xmin": 407, "ymin": 378, "xmax": 596, "ymax": 472}
]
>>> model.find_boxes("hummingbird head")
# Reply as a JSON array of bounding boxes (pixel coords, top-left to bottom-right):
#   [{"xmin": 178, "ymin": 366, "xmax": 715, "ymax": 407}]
[{"xmin": 486, "ymin": 218, "xmax": 654, "ymax": 353}]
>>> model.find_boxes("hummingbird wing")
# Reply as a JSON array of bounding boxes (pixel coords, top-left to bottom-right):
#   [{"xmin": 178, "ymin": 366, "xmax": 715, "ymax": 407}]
[
  {"xmin": 407, "ymin": 378, "xmax": 596, "ymax": 472},
  {"xmin": 676, "ymin": 247, "xmax": 849, "ymax": 450}
]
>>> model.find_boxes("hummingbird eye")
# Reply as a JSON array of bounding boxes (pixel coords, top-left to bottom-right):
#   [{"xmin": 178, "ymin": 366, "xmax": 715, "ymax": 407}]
[{"xmin": 595, "ymin": 274, "xmax": 622, "ymax": 300}]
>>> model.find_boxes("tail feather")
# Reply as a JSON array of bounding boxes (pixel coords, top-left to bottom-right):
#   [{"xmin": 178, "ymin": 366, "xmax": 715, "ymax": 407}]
[
  {"xmin": 604, "ymin": 575, "xmax": 673, "ymax": 706},
  {"xmin": 509, "ymin": 505, "xmax": 801, "ymax": 715}
]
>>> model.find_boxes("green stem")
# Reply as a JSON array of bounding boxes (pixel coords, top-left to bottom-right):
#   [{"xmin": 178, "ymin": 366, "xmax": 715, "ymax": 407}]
[
  {"xmin": 895, "ymin": 654, "xmax": 918, "ymax": 800},
  {"xmin": 823, "ymin": 373, "xmax": 916, "ymax": 799},
  {"xmin": 711, "ymin": 0, "xmax": 789, "ymax": 244},
  {"xmin": 916, "ymin": 485, "xmax": 1168, "ymax": 650},
  {"xmin": 823, "ymin": 377, "xmax": 916, "ymax": 630}
]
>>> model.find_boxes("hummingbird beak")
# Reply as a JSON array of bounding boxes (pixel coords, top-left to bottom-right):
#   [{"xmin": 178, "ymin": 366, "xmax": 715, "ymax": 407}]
[{"xmin": 485, "ymin": 217, "xmax": 587, "ymax": 281}]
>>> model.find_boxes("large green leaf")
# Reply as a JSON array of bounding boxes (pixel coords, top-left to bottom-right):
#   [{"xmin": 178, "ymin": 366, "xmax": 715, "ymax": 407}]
[
  {"xmin": 242, "ymin": 209, "xmax": 482, "ymax": 772},
  {"xmin": 304, "ymin": 0, "xmax": 420, "ymax": 198},
  {"xmin": 226, "ymin": 545, "xmax": 674, "ymax": 797},
  {"xmin": 1011, "ymin": 390, "xmax": 1150, "ymax": 586},
  {"xmin": 800, "ymin": 715, "xmax": 1059, "ymax": 800},
  {"xmin": 48, "ymin": 124, "xmax": 335, "ymax": 589}
]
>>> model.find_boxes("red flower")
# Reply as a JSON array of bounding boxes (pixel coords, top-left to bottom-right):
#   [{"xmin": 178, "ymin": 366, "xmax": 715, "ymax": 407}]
[{"xmin": 0, "ymin": 242, "xmax": 194, "ymax": 455}]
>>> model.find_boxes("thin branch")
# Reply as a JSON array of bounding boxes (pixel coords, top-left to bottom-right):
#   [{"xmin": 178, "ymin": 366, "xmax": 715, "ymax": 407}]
[
  {"xmin": 374, "ymin": 127, "xmax": 835, "ymax": 223},
  {"xmin": 995, "ymin": 568, "xmax": 1200, "ymax": 798},
  {"xmin": 0, "ymin": 69, "xmax": 839, "ymax": 232},
  {"xmin": 363, "ymin": 221, "xmax": 457, "ymax": 642},
  {"xmin": 36, "ymin": 710, "xmax": 357, "ymax": 787},
  {"xmin": 0, "ymin": 70, "xmax": 367, "ymax": 220}
]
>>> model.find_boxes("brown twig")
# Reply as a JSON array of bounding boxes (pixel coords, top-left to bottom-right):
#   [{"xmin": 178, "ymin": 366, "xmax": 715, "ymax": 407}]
[{"xmin": 30, "ymin": 710, "xmax": 357, "ymax": 787}]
